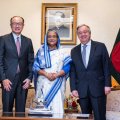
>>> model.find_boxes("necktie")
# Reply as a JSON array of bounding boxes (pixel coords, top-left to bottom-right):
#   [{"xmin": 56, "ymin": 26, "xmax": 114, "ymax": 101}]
[
  {"xmin": 82, "ymin": 44, "xmax": 87, "ymax": 67},
  {"xmin": 16, "ymin": 37, "xmax": 21, "ymax": 56},
  {"xmin": 16, "ymin": 37, "xmax": 21, "ymax": 73}
]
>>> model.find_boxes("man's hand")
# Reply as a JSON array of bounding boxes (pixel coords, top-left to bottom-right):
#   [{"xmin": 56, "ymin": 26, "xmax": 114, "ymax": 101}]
[
  {"xmin": 2, "ymin": 79, "xmax": 12, "ymax": 91},
  {"xmin": 22, "ymin": 79, "xmax": 31, "ymax": 89},
  {"xmin": 72, "ymin": 90, "xmax": 79, "ymax": 98},
  {"xmin": 105, "ymin": 86, "xmax": 111, "ymax": 95}
]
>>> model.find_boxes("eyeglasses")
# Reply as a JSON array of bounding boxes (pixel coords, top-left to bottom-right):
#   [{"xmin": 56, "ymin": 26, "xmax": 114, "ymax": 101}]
[{"xmin": 11, "ymin": 22, "xmax": 23, "ymax": 26}]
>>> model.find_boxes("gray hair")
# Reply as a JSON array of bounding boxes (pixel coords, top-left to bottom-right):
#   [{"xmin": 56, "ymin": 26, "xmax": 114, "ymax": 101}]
[{"xmin": 77, "ymin": 24, "xmax": 91, "ymax": 34}]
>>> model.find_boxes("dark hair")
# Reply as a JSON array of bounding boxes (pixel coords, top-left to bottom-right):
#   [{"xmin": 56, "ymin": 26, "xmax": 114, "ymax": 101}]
[
  {"xmin": 47, "ymin": 29, "xmax": 59, "ymax": 38},
  {"xmin": 10, "ymin": 16, "xmax": 24, "ymax": 24},
  {"xmin": 77, "ymin": 24, "xmax": 91, "ymax": 34},
  {"xmin": 55, "ymin": 11, "xmax": 65, "ymax": 18}
]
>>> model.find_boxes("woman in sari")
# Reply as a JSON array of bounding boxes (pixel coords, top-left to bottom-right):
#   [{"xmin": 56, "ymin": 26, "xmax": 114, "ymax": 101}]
[{"xmin": 33, "ymin": 29, "xmax": 71, "ymax": 114}]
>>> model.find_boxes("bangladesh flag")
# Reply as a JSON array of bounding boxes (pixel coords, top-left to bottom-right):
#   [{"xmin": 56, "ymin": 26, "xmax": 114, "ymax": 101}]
[{"xmin": 111, "ymin": 29, "xmax": 120, "ymax": 85}]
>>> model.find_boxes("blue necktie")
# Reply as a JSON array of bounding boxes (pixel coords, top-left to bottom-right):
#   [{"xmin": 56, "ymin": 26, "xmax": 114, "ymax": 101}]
[{"xmin": 82, "ymin": 45, "xmax": 87, "ymax": 67}]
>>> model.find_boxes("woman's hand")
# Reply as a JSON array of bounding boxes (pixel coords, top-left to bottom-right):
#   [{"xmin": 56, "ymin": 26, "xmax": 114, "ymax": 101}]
[
  {"xmin": 40, "ymin": 69, "xmax": 65, "ymax": 81},
  {"xmin": 52, "ymin": 73, "xmax": 59, "ymax": 79},
  {"xmin": 45, "ymin": 72, "xmax": 56, "ymax": 81},
  {"xmin": 38, "ymin": 70, "xmax": 55, "ymax": 81}
]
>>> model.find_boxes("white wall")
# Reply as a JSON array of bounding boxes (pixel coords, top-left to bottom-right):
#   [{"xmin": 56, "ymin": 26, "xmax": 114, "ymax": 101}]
[
  {"xmin": 0, "ymin": 0, "xmax": 42, "ymax": 53},
  {"xmin": 76, "ymin": 0, "xmax": 120, "ymax": 53},
  {"xmin": 0, "ymin": 0, "xmax": 120, "ymax": 53},
  {"xmin": 0, "ymin": 0, "xmax": 120, "ymax": 95}
]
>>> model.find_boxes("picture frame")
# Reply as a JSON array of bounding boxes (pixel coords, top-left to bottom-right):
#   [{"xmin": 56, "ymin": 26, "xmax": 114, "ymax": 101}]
[{"xmin": 41, "ymin": 3, "xmax": 77, "ymax": 45}]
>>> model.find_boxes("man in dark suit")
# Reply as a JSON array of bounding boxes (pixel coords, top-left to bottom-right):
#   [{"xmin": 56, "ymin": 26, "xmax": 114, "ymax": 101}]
[
  {"xmin": 0, "ymin": 16, "xmax": 34, "ymax": 113},
  {"xmin": 70, "ymin": 24, "xmax": 111, "ymax": 120}
]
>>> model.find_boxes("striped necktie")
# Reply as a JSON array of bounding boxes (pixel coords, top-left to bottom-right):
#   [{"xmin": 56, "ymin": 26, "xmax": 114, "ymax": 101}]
[
  {"xmin": 16, "ymin": 37, "xmax": 20, "ymax": 56},
  {"xmin": 82, "ymin": 44, "xmax": 87, "ymax": 67},
  {"xmin": 16, "ymin": 37, "xmax": 20, "ymax": 73}
]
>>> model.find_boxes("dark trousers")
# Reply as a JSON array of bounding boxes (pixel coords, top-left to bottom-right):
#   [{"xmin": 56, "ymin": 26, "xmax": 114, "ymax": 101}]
[
  {"xmin": 79, "ymin": 93, "xmax": 106, "ymax": 120},
  {"xmin": 2, "ymin": 73, "xmax": 28, "ymax": 112}
]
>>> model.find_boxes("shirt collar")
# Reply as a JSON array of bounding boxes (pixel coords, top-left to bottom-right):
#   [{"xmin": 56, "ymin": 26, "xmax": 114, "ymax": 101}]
[
  {"xmin": 12, "ymin": 32, "xmax": 21, "ymax": 42},
  {"xmin": 81, "ymin": 40, "xmax": 91, "ymax": 47}
]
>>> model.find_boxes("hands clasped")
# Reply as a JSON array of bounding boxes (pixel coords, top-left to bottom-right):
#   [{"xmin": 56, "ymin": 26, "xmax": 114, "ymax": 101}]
[{"xmin": 45, "ymin": 72, "xmax": 59, "ymax": 81}]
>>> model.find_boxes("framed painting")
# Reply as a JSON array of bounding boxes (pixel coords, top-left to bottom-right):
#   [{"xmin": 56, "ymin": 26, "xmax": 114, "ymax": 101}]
[{"xmin": 41, "ymin": 3, "xmax": 77, "ymax": 45}]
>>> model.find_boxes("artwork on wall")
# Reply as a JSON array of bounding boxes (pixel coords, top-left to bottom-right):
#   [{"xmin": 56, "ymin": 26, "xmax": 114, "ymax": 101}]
[{"xmin": 41, "ymin": 3, "xmax": 77, "ymax": 45}]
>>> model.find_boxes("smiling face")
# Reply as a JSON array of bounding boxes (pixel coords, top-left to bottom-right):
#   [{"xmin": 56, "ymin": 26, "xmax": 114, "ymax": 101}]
[
  {"xmin": 10, "ymin": 16, "xmax": 24, "ymax": 35},
  {"xmin": 77, "ymin": 25, "xmax": 91, "ymax": 44},
  {"xmin": 47, "ymin": 31, "xmax": 58, "ymax": 49}
]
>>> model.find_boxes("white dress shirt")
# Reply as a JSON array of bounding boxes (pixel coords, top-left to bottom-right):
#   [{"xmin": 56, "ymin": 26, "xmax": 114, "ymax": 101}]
[
  {"xmin": 12, "ymin": 32, "xmax": 21, "ymax": 46},
  {"xmin": 81, "ymin": 40, "xmax": 91, "ymax": 67}
]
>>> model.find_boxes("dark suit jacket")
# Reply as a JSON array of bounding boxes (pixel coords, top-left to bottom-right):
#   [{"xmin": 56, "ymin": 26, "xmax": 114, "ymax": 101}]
[
  {"xmin": 70, "ymin": 40, "xmax": 111, "ymax": 98},
  {"xmin": 0, "ymin": 33, "xmax": 34, "ymax": 82}
]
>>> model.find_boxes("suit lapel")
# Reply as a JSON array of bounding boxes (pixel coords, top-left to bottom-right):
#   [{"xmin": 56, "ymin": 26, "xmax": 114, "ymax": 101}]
[
  {"xmin": 76, "ymin": 44, "xmax": 86, "ymax": 68},
  {"xmin": 87, "ymin": 40, "xmax": 96, "ymax": 67},
  {"xmin": 20, "ymin": 35, "xmax": 26, "ymax": 57},
  {"xmin": 10, "ymin": 33, "xmax": 18, "ymax": 56}
]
